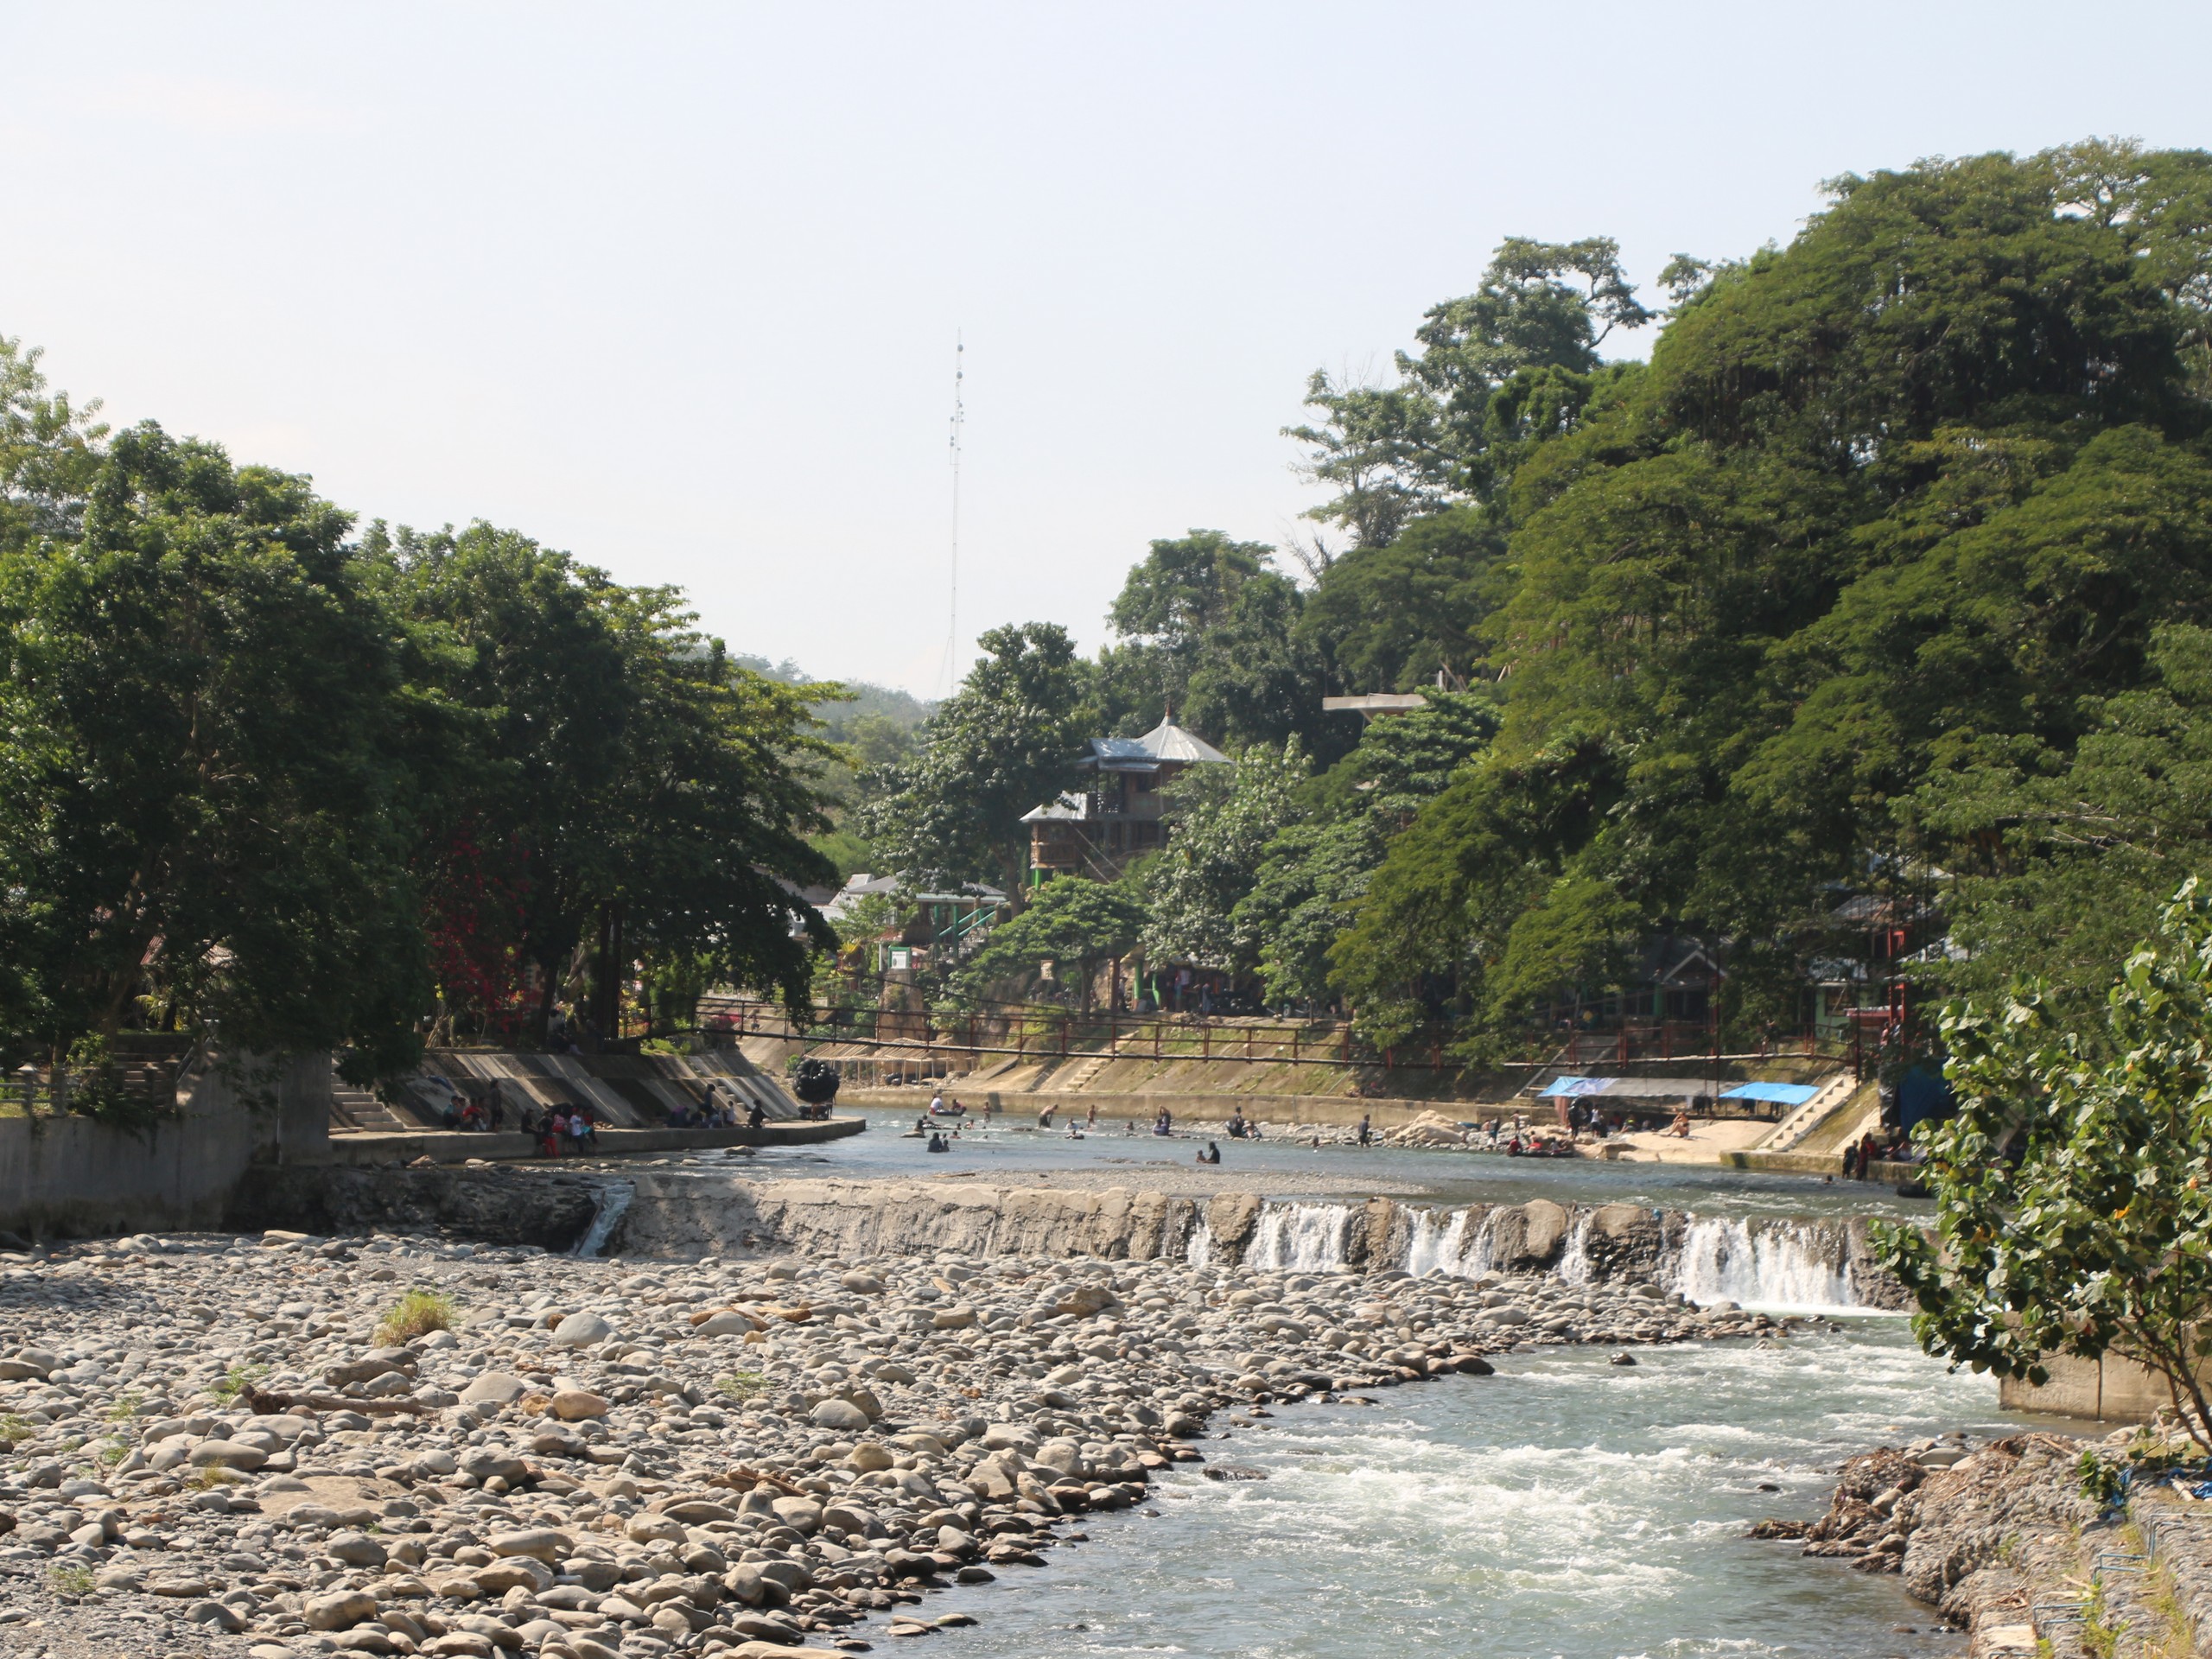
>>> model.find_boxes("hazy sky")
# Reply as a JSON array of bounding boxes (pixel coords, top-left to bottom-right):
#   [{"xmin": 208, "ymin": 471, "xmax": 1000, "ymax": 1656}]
[{"xmin": 6, "ymin": 3, "xmax": 2210, "ymax": 695}]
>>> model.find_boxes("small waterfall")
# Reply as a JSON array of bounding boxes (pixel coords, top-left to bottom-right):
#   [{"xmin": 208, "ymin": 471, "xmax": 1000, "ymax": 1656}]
[
  {"xmin": 570, "ymin": 1181, "xmax": 635, "ymax": 1259},
  {"xmin": 1403, "ymin": 1207, "xmax": 1471, "ymax": 1277},
  {"xmin": 1247, "ymin": 1202, "xmax": 1355, "ymax": 1272},
  {"xmin": 1669, "ymin": 1217, "xmax": 1858, "ymax": 1310},
  {"xmin": 1185, "ymin": 1217, "xmax": 1215, "ymax": 1269},
  {"xmin": 1458, "ymin": 1207, "xmax": 1506, "ymax": 1278},
  {"xmin": 1554, "ymin": 1210, "xmax": 1597, "ymax": 1287}
]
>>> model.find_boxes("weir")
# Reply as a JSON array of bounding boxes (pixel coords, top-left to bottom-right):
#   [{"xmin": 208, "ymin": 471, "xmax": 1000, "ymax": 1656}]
[
  {"xmin": 1222, "ymin": 1196, "xmax": 1894, "ymax": 1312},
  {"xmin": 236, "ymin": 1162, "xmax": 1904, "ymax": 1309}
]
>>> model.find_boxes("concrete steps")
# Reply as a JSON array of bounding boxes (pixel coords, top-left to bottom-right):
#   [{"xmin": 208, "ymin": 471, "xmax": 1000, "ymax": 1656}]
[
  {"xmin": 1755, "ymin": 1073, "xmax": 1863, "ymax": 1152},
  {"xmin": 330, "ymin": 1085, "xmax": 410, "ymax": 1135}
]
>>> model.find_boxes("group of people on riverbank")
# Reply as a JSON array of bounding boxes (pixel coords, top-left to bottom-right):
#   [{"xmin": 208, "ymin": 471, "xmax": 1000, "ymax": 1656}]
[
  {"xmin": 665, "ymin": 1080, "xmax": 767, "ymax": 1131},
  {"xmin": 525, "ymin": 1102, "xmax": 600, "ymax": 1156},
  {"xmin": 1840, "ymin": 1129, "xmax": 1915, "ymax": 1179}
]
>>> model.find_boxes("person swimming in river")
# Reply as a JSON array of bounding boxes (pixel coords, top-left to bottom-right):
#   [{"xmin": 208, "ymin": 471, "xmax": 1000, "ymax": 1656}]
[
  {"xmin": 1196, "ymin": 1141, "xmax": 1221, "ymax": 1164},
  {"xmin": 926, "ymin": 1130, "xmax": 948, "ymax": 1153}
]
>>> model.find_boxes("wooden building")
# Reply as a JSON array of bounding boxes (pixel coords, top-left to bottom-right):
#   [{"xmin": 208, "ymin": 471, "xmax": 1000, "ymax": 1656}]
[{"xmin": 1023, "ymin": 714, "xmax": 1231, "ymax": 881}]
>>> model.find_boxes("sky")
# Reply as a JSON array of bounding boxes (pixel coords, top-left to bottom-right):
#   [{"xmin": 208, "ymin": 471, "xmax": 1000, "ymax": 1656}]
[{"xmin": 5, "ymin": 3, "xmax": 2212, "ymax": 696}]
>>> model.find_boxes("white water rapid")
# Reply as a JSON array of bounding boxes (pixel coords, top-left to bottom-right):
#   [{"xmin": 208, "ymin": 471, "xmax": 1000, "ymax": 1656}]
[
  {"xmin": 570, "ymin": 1181, "xmax": 635, "ymax": 1259},
  {"xmin": 1243, "ymin": 1201, "xmax": 1356, "ymax": 1272},
  {"xmin": 1668, "ymin": 1216, "xmax": 1859, "ymax": 1311},
  {"xmin": 1185, "ymin": 1217, "xmax": 1214, "ymax": 1269},
  {"xmin": 1386, "ymin": 1202, "xmax": 1869, "ymax": 1312}
]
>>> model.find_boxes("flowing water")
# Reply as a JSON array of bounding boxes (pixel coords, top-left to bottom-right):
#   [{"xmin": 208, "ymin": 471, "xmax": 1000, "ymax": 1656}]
[
  {"xmin": 924, "ymin": 1323, "xmax": 2033, "ymax": 1659},
  {"xmin": 733, "ymin": 1122, "xmax": 1930, "ymax": 1220},
  {"xmin": 1232, "ymin": 1199, "xmax": 1877, "ymax": 1313},
  {"xmin": 569, "ymin": 1180, "xmax": 634, "ymax": 1257}
]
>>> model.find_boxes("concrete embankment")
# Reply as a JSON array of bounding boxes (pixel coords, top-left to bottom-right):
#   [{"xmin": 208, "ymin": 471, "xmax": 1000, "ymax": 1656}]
[
  {"xmin": 841, "ymin": 1088, "xmax": 1473, "ymax": 1134},
  {"xmin": 0, "ymin": 1051, "xmax": 332, "ymax": 1239},
  {"xmin": 317, "ymin": 1116, "xmax": 866, "ymax": 1167}
]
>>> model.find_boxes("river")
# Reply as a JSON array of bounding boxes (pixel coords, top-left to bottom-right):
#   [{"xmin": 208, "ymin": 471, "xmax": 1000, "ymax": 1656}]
[
  {"xmin": 918, "ymin": 1320, "xmax": 2045, "ymax": 1659},
  {"xmin": 641, "ymin": 1116, "xmax": 2049, "ymax": 1652},
  {"xmin": 732, "ymin": 1118, "xmax": 1930, "ymax": 1220}
]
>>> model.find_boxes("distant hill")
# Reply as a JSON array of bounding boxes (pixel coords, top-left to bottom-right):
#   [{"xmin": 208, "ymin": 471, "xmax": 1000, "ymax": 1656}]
[{"xmin": 731, "ymin": 653, "xmax": 932, "ymax": 732}]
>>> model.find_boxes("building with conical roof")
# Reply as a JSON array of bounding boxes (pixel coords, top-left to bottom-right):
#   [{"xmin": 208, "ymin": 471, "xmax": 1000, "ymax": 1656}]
[{"xmin": 1021, "ymin": 713, "xmax": 1232, "ymax": 882}]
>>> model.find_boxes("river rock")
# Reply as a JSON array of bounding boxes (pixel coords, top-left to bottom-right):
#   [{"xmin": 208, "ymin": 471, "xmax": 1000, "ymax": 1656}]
[
  {"xmin": 490, "ymin": 1527, "xmax": 572, "ymax": 1560},
  {"xmin": 305, "ymin": 1590, "xmax": 380, "ymax": 1630},
  {"xmin": 810, "ymin": 1397, "xmax": 871, "ymax": 1431},
  {"xmin": 326, "ymin": 1530, "xmax": 386, "ymax": 1567},
  {"xmin": 551, "ymin": 1310, "xmax": 613, "ymax": 1347},
  {"xmin": 549, "ymin": 1387, "xmax": 608, "ymax": 1420},
  {"xmin": 770, "ymin": 1496, "xmax": 823, "ymax": 1534},
  {"xmin": 187, "ymin": 1439, "xmax": 266, "ymax": 1470},
  {"xmin": 460, "ymin": 1370, "xmax": 530, "ymax": 1405}
]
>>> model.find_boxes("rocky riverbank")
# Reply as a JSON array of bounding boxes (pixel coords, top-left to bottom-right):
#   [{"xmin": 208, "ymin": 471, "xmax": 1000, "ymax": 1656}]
[
  {"xmin": 1765, "ymin": 1429, "xmax": 2212, "ymax": 1656},
  {"xmin": 0, "ymin": 1219, "xmax": 1825, "ymax": 1659}
]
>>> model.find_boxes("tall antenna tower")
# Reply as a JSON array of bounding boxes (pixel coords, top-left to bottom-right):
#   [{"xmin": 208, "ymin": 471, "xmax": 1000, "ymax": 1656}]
[{"xmin": 939, "ymin": 333, "xmax": 965, "ymax": 697}]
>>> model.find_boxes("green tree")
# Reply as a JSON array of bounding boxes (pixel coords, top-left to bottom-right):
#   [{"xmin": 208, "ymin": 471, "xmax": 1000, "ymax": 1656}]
[
  {"xmin": 0, "ymin": 337, "xmax": 105, "ymax": 556},
  {"xmin": 1236, "ymin": 690, "xmax": 1501, "ymax": 1007},
  {"xmin": 1876, "ymin": 880, "xmax": 2212, "ymax": 1443},
  {"xmin": 1910, "ymin": 622, "xmax": 2212, "ymax": 1027},
  {"xmin": 1329, "ymin": 732, "xmax": 1621, "ymax": 1048},
  {"xmin": 377, "ymin": 522, "xmax": 836, "ymax": 1033},
  {"xmin": 1333, "ymin": 146, "xmax": 2212, "ymax": 1052},
  {"xmin": 1299, "ymin": 507, "xmax": 1513, "ymax": 693},
  {"xmin": 0, "ymin": 423, "xmax": 430, "ymax": 1074},
  {"xmin": 950, "ymin": 875, "xmax": 1145, "ymax": 1012},
  {"xmin": 1140, "ymin": 740, "xmax": 1307, "ymax": 975},
  {"xmin": 861, "ymin": 622, "xmax": 1088, "ymax": 903},
  {"xmin": 1288, "ymin": 238, "xmax": 1652, "ymax": 545}
]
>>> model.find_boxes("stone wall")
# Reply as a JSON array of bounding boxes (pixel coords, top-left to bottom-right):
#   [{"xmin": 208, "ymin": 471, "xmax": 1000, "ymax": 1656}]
[{"xmin": 0, "ymin": 1050, "xmax": 330, "ymax": 1239}]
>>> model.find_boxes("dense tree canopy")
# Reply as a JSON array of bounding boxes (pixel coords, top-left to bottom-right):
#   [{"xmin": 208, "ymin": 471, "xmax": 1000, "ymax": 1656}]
[
  {"xmin": 1330, "ymin": 143, "xmax": 2212, "ymax": 1052},
  {"xmin": 860, "ymin": 622, "xmax": 1089, "ymax": 902},
  {"xmin": 0, "ymin": 344, "xmax": 840, "ymax": 1078},
  {"xmin": 18, "ymin": 137, "xmax": 2212, "ymax": 1081},
  {"xmin": 0, "ymin": 423, "xmax": 429, "ymax": 1075}
]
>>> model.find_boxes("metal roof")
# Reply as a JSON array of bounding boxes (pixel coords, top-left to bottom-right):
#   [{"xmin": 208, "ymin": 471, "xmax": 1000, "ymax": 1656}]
[
  {"xmin": 1081, "ymin": 715, "xmax": 1230, "ymax": 771},
  {"xmin": 1719, "ymin": 1081, "xmax": 1821, "ymax": 1106},
  {"xmin": 1020, "ymin": 791, "xmax": 1090, "ymax": 823},
  {"xmin": 1538, "ymin": 1075, "xmax": 1705, "ymax": 1100}
]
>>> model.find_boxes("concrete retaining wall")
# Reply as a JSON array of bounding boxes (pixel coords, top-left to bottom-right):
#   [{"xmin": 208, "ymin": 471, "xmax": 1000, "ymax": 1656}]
[
  {"xmin": 0, "ymin": 1051, "xmax": 331, "ymax": 1239},
  {"xmin": 315, "ymin": 1116, "xmax": 867, "ymax": 1166},
  {"xmin": 1721, "ymin": 1148, "xmax": 1917, "ymax": 1184},
  {"xmin": 1999, "ymin": 1351, "xmax": 2196, "ymax": 1423}
]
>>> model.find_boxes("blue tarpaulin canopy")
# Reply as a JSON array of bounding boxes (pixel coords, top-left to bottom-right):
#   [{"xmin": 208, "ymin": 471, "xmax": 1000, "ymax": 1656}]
[
  {"xmin": 1538, "ymin": 1076, "xmax": 1702, "ymax": 1100},
  {"xmin": 1719, "ymin": 1081, "xmax": 1820, "ymax": 1106}
]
